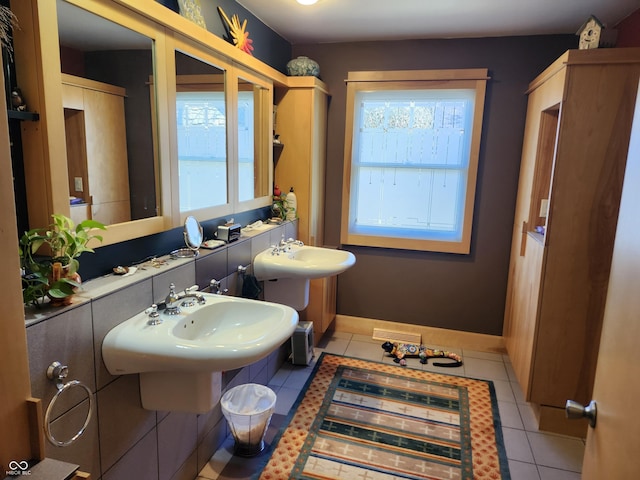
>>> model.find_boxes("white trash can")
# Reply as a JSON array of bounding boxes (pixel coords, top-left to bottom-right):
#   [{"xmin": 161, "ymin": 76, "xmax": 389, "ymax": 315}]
[{"xmin": 220, "ymin": 383, "xmax": 277, "ymax": 456}]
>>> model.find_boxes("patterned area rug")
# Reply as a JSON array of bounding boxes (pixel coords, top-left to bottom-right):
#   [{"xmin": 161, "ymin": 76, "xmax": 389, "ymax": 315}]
[{"xmin": 256, "ymin": 353, "xmax": 510, "ymax": 479}]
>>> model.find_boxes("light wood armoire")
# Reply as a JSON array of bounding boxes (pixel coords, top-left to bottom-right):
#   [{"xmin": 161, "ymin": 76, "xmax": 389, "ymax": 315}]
[
  {"xmin": 274, "ymin": 77, "xmax": 335, "ymax": 342},
  {"xmin": 503, "ymin": 48, "xmax": 640, "ymax": 436}
]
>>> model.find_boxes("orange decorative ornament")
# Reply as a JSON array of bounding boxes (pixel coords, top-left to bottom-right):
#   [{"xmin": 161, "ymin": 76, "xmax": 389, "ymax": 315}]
[{"xmin": 217, "ymin": 7, "xmax": 254, "ymax": 55}]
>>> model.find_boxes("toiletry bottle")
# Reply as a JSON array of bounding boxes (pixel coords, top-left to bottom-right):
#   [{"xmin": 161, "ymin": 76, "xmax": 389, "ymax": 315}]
[{"xmin": 285, "ymin": 187, "xmax": 297, "ymax": 221}]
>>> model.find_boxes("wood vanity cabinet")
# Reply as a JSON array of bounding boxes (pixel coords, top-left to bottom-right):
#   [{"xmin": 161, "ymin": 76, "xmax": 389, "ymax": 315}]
[
  {"xmin": 274, "ymin": 77, "xmax": 333, "ymax": 342},
  {"xmin": 61, "ymin": 74, "xmax": 131, "ymax": 225},
  {"xmin": 503, "ymin": 48, "xmax": 640, "ymax": 434}
]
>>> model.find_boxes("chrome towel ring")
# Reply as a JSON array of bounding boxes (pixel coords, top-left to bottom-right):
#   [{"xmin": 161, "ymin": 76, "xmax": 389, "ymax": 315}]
[{"xmin": 44, "ymin": 361, "xmax": 94, "ymax": 447}]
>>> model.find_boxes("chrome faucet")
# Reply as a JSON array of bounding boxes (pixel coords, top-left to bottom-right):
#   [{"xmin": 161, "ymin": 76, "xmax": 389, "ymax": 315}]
[
  {"xmin": 272, "ymin": 237, "xmax": 304, "ymax": 255},
  {"xmin": 164, "ymin": 283, "xmax": 205, "ymax": 315},
  {"xmin": 209, "ymin": 279, "xmax": 228, "ymax": 295}
]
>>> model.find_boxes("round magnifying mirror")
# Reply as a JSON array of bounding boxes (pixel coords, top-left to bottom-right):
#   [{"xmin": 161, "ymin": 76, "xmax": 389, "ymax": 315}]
[{"xmin": 184, "ymin": 216, "xmax": 203, "ymax": 251}]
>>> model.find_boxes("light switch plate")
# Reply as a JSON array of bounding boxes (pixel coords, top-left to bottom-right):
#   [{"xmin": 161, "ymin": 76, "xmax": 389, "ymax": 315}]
[{"xmin": 74, "ymin": 177, "xmax": 83, "ymax": 192}]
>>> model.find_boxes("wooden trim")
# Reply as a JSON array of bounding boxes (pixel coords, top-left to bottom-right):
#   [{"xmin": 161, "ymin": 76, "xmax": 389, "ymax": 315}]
[
  {"xmin": 0, "ymin": 60, "xmax": 33, "ymax": 467},
  {"xmin": 334, "ymin": 315, "xmax": 506, "ymax": 354},
  {"xmin": 346, "ymin": 69, "xmax": 490, "ymax": 82},
  {"xmin": 527, "ymin": 48, "xmax": 640, "ymax": 93},
  {"xmin": 285, "ymin": 75, "xmax": 330, "ymax": 94},
  {"xmin": 340, "ymin": 72, "xmax": 488, "ymax": 254},
  {"xmin": 61, "ymin": 73, "xmax": 126, "ymax": 97},
  {"xmin": 26, "ymin": 398, "xmax": 45, "ymax": 461},
  {"xmin": 71, "ymin": 472, "xmax": 92, "ymax": 480}
]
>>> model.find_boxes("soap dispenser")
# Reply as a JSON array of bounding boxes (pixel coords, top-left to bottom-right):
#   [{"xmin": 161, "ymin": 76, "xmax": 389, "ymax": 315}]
[{"xmin": 285, "ymin": 187, "xmax": 297, "ymax": 221}]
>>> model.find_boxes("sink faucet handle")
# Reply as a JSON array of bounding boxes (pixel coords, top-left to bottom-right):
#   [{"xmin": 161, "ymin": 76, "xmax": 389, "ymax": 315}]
[
  {"xmin": 145, "ymin": 304, "xmax": 162, "ymax": 325},
  {"xmin": 184, "ymin": 285, "xmax": 199, "ymax": 293}
]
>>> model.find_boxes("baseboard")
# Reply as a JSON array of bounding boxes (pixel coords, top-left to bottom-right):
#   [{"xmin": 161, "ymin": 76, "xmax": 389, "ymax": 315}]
[{"xmin": 333, "ymin": 315, "xmax": 506, "ymax": 353}]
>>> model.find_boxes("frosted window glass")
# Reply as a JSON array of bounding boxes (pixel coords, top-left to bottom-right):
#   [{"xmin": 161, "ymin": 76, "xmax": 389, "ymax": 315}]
[{"xmin": 350, "ymin": 89, "xmax": 473, "ymax": 242}]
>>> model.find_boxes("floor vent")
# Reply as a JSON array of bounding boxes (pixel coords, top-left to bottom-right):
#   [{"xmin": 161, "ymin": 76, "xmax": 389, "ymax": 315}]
[{"xmin": 372, "ymin": 328, "xmax": 422, "ymax": 346}]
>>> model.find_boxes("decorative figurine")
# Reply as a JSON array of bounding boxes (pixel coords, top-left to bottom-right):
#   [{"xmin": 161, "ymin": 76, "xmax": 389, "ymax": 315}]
[
  {"xmin": 577, "ymin": 15, "xmax": 603, "ymax": 50},
  {"xmin": 217, "ymin": 7, "xmax": 254, "ymax": 55},
  {"xmin": 382, "ymin": 341, "xmax": 463, "ymax": 367},
  {"xmin": 11, "ymin": 87, "xmax": 26, "ymax": 111}
]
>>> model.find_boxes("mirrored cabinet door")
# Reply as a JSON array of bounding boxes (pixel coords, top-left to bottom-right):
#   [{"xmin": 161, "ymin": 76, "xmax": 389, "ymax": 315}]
[
  {"xmin": 174, "ymin": 50, "xmax": 229, "ymax": 214},
  {"xmin": 238, "ymin": 76, "xmax": 271, "ymax": 203}
]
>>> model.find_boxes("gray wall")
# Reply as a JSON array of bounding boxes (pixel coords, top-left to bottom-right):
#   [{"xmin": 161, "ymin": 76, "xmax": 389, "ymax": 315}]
[{"xmin": 293, "ymin": 35, "xmax": 577, "ymax": 335}]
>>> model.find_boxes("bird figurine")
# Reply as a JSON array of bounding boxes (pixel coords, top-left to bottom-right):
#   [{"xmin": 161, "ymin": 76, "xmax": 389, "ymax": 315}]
[{"xmin": 11, "ymin": 87, "xmax": 26, "ymax": 111}]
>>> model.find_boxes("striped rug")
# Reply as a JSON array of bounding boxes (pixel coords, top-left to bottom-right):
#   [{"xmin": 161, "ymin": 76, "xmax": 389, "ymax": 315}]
[{"xmin": 256, "ymin": 353, "xmax": 510, "ymax": 479}]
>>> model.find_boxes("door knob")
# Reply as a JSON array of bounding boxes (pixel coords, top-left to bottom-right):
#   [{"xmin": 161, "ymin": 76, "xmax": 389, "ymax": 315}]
[{"xmin": 565, "ymin": 399, "xmax": 597, "ymax": 428}]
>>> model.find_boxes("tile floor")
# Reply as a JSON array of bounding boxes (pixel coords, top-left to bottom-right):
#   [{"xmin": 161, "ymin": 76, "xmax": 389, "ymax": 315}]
[{"xmin": 197, "ymin": 331, "xmax": 585, "ymax": 480}]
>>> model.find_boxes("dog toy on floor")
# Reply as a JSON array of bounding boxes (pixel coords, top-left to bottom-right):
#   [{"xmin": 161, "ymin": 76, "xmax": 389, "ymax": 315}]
[{"xmin": 382, "ymin": 341, "xmax": 463, "ymax": 367}]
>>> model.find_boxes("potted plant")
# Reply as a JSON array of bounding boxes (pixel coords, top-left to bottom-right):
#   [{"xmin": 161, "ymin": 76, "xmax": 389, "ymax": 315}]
[{"xmin": 19, "ymin": 214, "xmax": 106, "ymax": 307}]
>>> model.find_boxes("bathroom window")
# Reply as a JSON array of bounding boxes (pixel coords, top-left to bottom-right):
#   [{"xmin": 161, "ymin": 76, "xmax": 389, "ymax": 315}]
[{"xmin": 341, "ymin": 69, "xmax": 488, "ymax": 254}]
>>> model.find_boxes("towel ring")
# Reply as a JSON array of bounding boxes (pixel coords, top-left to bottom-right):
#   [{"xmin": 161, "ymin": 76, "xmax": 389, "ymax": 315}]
[{"xmin": 44, "ymin": 361, "xmax": 94, "ymax": 447}]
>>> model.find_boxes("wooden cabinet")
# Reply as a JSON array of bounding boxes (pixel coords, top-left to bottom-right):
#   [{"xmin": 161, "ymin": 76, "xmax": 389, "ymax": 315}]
[
  {"xmin": 274, "ymin": 77, "xmax": 328, "ymax": 246},
  {"xmin": 503, "ymin": 48, "xmax": 640, "ymax": 435},
  {"xmin": 62, "ymin": 74, "xmax": 131, "ymax": 225},
  {"xmin": 275, "ymin": 77, "xmax": 333, "ymax": 342}
]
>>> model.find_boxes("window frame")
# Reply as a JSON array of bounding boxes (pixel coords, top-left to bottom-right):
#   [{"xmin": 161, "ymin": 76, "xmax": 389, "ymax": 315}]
[{"xmin": 340, "ymin": 69, "xmax": 488, "ymax": 254}]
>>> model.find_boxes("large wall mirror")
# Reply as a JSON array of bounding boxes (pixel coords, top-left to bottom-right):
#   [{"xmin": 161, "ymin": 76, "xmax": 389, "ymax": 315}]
[{"xmin": 56, "ymin": 0, "xmax": 162, "ymax": 227}]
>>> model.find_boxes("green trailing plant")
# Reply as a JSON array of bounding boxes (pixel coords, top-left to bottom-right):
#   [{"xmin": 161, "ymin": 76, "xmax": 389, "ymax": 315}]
[{"xmin": 19, "ymin": 214, "xmax": 106, "ymax": 307}]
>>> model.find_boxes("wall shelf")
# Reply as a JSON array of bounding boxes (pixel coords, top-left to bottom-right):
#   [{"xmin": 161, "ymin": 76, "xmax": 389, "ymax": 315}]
[{"xmin": 7, "ymin": 109, "xmax": 39, "ymax": 121}]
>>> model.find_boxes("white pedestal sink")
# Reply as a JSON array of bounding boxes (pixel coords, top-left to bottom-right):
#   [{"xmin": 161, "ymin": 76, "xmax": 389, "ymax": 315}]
[
  {"xmin": 253, "ymin": 244, "xmax": 356, "ymax": 310},
  {"xmin": 102, "ymin": 293, "xmax": 298, "ymax": 413}
]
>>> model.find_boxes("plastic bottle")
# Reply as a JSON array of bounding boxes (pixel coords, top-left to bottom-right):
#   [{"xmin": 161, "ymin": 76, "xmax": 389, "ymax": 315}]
[{"xmin": 285, "ymin": 187, "xmax": 297, "ymax": 221}]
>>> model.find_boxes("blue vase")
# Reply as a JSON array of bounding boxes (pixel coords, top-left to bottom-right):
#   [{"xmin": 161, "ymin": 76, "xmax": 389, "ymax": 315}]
[{"xmin": 286, "ymin": 56, "xmax": 320, "ymax": 77}]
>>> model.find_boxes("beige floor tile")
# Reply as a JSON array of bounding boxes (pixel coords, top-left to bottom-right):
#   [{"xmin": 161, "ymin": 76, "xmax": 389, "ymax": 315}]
[
  {"xmin": 462, "ymin": 349, "xmax": 504, "ymax": 362},
  {"xmin": 526, "ymin": 431, "xmax": 584, "ymax": 472},
  {"xmin": 508, "ymin": 460, "xmax": 541, "ymax": 480},
  {"xmin": 502, "ymin": 427, "xmax": 535, "ymax": 463},
  {"xmin": 493, "ymin": 379, "xmax": 517, "ymax": 403},
  {"xmin": 538, "ymin": 465, "xmax": 582, "ymax": 480},
  {"xmin": 499, "ymin": 400, "xmax": 525, "ymax": 429},
  {"xmin": 344, "ymin": 339, "xmax": 386, "ymax": 361},
  {"xmin": 463, "ymin": 356, "xmax": 509, "ymax": 382}
]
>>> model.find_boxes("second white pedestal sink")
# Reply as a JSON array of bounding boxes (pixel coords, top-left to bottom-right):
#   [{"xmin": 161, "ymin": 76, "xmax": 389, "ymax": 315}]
[{"xmin": 253, "ymin": 244, "xmax": 356, "ymax": 310}]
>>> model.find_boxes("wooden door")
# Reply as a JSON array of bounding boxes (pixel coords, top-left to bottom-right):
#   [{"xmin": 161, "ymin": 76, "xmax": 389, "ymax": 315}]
[{"xmin": 581, "ymin": 81, "xmax": 640, "ymax": 477}]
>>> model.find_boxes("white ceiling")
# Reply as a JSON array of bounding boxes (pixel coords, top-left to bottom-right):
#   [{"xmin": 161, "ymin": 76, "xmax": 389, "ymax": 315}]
[{"xmin": 235, "ymin": 0, "xmax": 640, "ymax": 45}]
